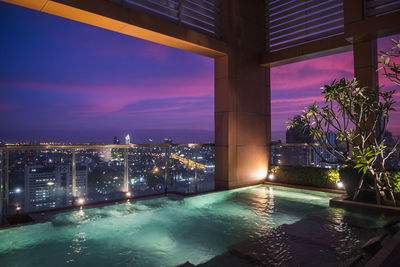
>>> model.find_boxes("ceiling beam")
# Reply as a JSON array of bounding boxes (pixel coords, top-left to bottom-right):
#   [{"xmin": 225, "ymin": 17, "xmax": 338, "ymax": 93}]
[{"xmin": 2, "ymin": 0, "xmax": 227, "ymax": 58}]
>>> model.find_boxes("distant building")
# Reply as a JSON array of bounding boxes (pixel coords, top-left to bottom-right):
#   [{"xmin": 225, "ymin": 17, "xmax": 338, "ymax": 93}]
[
  {"xmin": 24, "ymin": 164, "xmax": 88, "ymax": 211},
  {"xmin": 113, "ymin": 136, "xmax": 120, "ymax": 144},
  {"xmin": 163, "ymin": 138, "xmax": 173, "ymax": 144},
  {"xmin": 286, "ymin": 116, "xmax": 313, "ymax": 144},
  {"xmin": 311, "ymin": 132, "xmax": 342, "ymax": 169},
  {"xmin": 270, "ymin": 141, "xmax": 283, "ymax": 165},
  {"xmin": 282, "ymin": 145, "xmax": 312, "ymax": 167},
  {"xmin": 125, "ymin": 134, "xmax": 131, "ymax": 144},
  {"xmin": 283, "ymin": 116, "xmax": 313, "ymax": 166}
]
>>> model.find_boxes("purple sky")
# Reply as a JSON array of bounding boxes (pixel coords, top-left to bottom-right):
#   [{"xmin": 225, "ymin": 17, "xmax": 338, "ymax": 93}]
[
  {"xmin": 0, "ymin": 2, "xmax": 399, "ymax": 144},
  {"xmin": 271, "ymin": 34, "xmax": 400, "ymax": 141}
]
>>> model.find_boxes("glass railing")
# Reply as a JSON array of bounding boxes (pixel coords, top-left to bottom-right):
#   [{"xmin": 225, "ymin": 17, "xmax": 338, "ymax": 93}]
[
  {"xmin": 0, "ymin": 144, "xmax": 214, "ymax": 221},
  {"xmin": 270, "ymin": 142, "xmax": 400, "ymax": 170}
]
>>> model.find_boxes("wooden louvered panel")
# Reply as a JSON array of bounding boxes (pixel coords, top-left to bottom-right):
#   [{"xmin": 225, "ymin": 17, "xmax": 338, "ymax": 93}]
[
  {"xmin": 268, "ymin": 5, "xmax": 342, "ymax": 32},
  {"xmin": 108, "ymin": 0, "xmax": 219, "ymax": 37},
  {"xmin": 182, "ymin": 0, "xmax": 216, "ymax": 18},
  {"xmin": 366, "ymin": 0, "xmax": 400, "ymax": 17},
  {"xmin": 124, "ymin": 0, "xmax": 178, "ymax": 18},
  {"xmin": 266, "ymin": 0, "xmax": 345, "ymax": 51},
  {"xmin": 270, "ymin": 13, "xmax": 343, "ymax": 39},
  {"xmin": 181, "ymin": 6, "xmax": 215, "ymax": 25},
  {"xmin": 271, "ymin": 21, "xmax": 343, "ymax": 45},
  {"xmin": 270, "ymin": 27, "xmax": 344, "ymax": 51},
  {"xmin": 269, "ymin": 0, "xmax": 343, "ymax": 27}
]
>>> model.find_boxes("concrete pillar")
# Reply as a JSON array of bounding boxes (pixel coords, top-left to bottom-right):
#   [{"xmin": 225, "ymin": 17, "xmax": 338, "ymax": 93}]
[
  {"xmin": 353, "ymin": 39, "xmax": 378, "ymax": 90},
  {"xmin": 215, "ymin": 0, "xmax": 270, "ymax": 189}
]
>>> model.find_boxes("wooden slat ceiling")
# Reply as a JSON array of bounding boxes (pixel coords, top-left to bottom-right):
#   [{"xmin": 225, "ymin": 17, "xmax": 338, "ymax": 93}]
[
  {"xmin": 365, "ymin": 0, "xmax": 400, "ymax": 17},
  {"xmin": 108, "ymin": 0, "xmax": 219, "ymax": 37},
  {"xmin": 266, "ymin": 0, "xmax": 345, "ymax": 52}
]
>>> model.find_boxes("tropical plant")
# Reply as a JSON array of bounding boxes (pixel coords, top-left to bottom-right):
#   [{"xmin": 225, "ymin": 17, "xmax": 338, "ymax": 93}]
[
  {"xmin": 287, "ymin": 39, "xmax": 400, "ymax": 206},
  {"xmin": 379, "ymin": 39, "xmax": 400, "ymax": 86}
]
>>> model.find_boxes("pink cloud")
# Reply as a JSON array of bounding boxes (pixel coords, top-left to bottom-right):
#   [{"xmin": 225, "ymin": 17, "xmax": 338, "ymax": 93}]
[
  {"xmin": 271, "ymin": 96, "xmax": 323, "ymax": 105},
  {"xmin": 0, "ymin": 74, "xmax": 214, "ymax": 118},
  {"xmin": 272, "ymin": 51, "xmax": 354, "ymax": 91}
]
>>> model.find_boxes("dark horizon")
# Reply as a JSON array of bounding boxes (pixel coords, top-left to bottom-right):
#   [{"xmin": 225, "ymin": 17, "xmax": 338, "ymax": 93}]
[{"xmin": 0, "ymin": 128, "xmax": 214, "ymax": 144}]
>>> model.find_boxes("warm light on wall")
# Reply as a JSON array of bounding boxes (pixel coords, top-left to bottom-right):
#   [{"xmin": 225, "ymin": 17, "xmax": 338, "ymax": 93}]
[{"xmin": 256, "ymin": 169, "xmax": 268, "ymax": 179}]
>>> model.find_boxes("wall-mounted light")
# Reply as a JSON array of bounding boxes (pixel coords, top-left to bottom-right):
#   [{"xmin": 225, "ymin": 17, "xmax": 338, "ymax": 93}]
[
  {"xmin": 337, "ymin": 182, "xmax": 344, "ymax": 189},
  {"xmin": 126, "ymin": 192, "xmax": 132, "ymax": 198},
  {"xmin": 268, "ymin": 173, "xmax": 275, "ymax": 180},
  {"xmin": 77, "ymin": 198, "xmax": 85, "ymax": 206}
]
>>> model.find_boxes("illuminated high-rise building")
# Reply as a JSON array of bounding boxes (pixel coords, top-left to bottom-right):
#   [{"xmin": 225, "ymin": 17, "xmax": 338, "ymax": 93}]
[
  {"xmin": 24, "ymin": 164, "xmax": 88, "ymax": 211},
  {"xmin": 125, "ymin": 134, "xmax": 131, "ymax": 144}
]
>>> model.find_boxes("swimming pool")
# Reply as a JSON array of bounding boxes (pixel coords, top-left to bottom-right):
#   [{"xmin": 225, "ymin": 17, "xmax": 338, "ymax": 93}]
[{"xmin": 0, "ymin": 185, "xmax": 394, "ymax": 266}]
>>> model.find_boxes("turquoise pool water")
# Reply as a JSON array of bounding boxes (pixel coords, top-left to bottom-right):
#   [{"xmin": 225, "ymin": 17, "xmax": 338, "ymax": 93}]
[{"xmin": 0, "ymin": 185, "xmax": 393, "ymax": 266}]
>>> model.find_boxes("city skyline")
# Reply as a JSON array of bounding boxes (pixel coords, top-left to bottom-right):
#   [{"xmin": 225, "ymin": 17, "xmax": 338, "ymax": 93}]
[{"xmin": 0, "ymin": 2, "xmax": 399, "ymax": 144}]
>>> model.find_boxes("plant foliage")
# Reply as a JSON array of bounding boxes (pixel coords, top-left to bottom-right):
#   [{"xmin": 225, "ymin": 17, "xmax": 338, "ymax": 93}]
[{"xmin": 287, "ymin": 39, "xmax": 400, "ymax": 205}]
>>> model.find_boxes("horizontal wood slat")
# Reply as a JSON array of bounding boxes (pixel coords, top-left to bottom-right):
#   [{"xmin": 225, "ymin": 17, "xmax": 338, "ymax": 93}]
[
  {"xmin": 366, "ymin": 0, "xmax": 400, "ymax": 17},
  {"xmin": 270, "ymin": 27, "xmax": 344, "ymax": 51},
  {"xmin": 108, "ymin": 0, "xmax": 219, "ymax": 37},
  {"xmin": 270, "ymin": 12, "xmax": 343, "ymax": 39},
  {"xmin": 269, "ymin": 0, "xmax": 343, "ymax": 27},
  {"xmin": 266, "ymin": 0, "xmax": 344, "ymax": 51},
  {"xmin": 271, "ymin": 21, "xmax": 343, "ymax": 44}
]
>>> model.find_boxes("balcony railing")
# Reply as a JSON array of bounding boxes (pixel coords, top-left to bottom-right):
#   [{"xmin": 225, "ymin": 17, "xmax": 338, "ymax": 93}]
[
  {"xmin": 270, "ymin": 142, "xmax": 400, "ymax": 169},
  {"xmin": 0, "ymin": 143, "xmax": 215, "ymax": 221}
]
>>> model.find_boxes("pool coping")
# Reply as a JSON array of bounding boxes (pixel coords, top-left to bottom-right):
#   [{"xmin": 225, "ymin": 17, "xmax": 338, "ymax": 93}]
[
  {"xmin": 365, "ymin": 229, "xmax": 400, "ymax": 267},
  {"xmin": 330, "ymin": 195, "xmax": 400, "ymax": 215},
  {"xmin": 263, "ymin": 181, "xmax": 346, "ymax": 194}
]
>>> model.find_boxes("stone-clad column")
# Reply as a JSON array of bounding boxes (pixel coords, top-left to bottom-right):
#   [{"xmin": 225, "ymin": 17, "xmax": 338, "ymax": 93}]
[
  {"xmin": 215, "ymin": 0, "xmax": 270, "ymax": 189},
  {"xmin": 353, "ymin": 39, "xmax": 378, "ymax": 90}
]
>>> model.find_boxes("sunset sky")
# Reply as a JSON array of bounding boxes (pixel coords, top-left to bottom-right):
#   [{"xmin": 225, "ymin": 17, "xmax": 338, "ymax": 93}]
[{"xmin": 0, "ymin": 2, "xmax": 399, "ymax": 143}]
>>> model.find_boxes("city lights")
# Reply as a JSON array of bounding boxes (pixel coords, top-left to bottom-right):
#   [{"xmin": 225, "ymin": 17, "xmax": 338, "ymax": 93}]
[{"xmin": 15, "ymin": 188, "xmax": 21, "ymax": 193}]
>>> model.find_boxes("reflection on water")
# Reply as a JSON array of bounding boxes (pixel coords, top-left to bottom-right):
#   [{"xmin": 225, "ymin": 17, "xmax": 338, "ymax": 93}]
[{"xmin": 0, "ymin": 185, "xmax": 396, "ymax": 267}]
